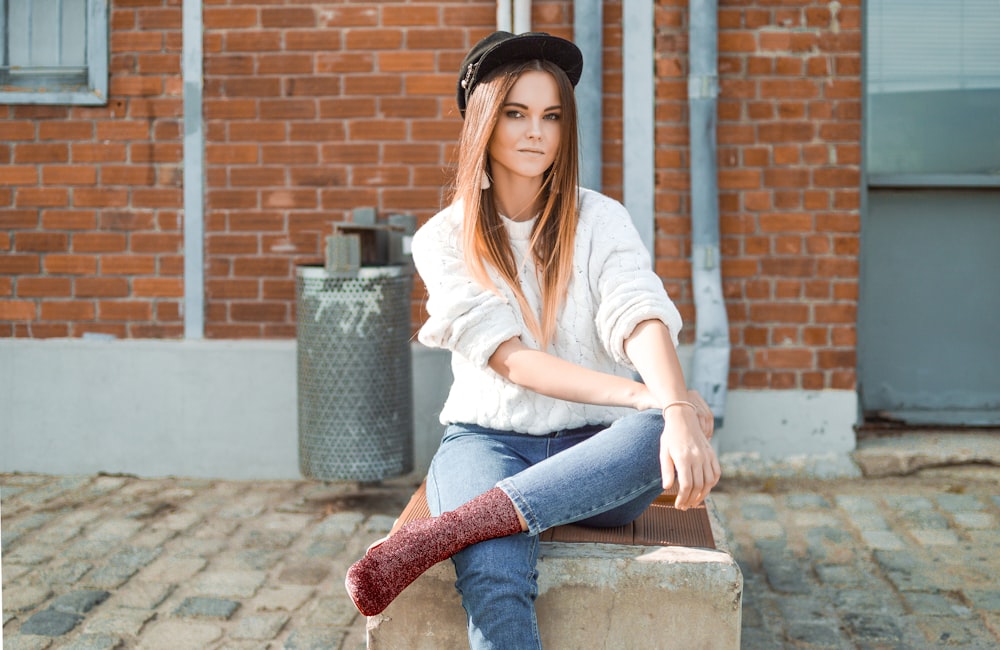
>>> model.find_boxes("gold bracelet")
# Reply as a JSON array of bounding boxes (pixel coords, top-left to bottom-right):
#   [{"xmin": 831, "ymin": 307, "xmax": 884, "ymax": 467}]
[{"xmin": 662, "ymin": 400, "xmax": 699, "ymax": 419}]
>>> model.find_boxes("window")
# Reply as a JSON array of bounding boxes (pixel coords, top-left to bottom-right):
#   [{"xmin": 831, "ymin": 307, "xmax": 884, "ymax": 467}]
[
  {"xmin": 0, "ymin": 0, "xmax": 108, "ymax": 105},
  {"xmin": 866, "ymin": 0, "xmax": 1000, "ymax": 179}
]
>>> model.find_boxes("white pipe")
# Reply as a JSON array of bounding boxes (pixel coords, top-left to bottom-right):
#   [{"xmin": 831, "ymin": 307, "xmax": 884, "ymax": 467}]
[
  {"xmin": 622, "ymin": 0, "xmax": 655, "ymax": 255},
  {"xmin": 182, "ymin": 0, "xmax": 204, "ymax": 339},
  {"xmin": 688, "ymin": 0, "xmax": 729, "ymax": 425},
  {"xmin": 574, "ymin": 0, "xmax": 603, "ymax": 191},
  {"xmin": 513, "ymin": 0, "xmax": 531, "ymax": 33},
  {"xmin": 496, "ymin": 0, "xmax": 512, "ymax": 31}
]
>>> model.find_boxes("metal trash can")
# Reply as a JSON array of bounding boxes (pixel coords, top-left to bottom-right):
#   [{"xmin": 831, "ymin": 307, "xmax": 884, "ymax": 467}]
[{"xmin": 296, "ymin": 265, "xmax": 414, "ymax": 482}]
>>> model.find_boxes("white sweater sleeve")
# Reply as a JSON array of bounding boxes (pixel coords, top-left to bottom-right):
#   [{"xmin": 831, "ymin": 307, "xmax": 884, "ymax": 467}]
[
  {"xmin": 588, "ymin": 193, "xmax": 683, "ymax": 366},
  {"xmin": 412, "ymin": 207, "xmax": 522, "ymax": 369}
]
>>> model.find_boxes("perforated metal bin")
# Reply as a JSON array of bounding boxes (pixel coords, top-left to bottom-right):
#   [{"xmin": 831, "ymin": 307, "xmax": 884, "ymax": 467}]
[{"xmin": 296, "ymin": 265, "xmax": 414, "ymax": 482}]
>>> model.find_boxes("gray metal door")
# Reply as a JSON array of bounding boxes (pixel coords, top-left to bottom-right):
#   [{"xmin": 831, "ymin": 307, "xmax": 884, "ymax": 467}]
[
  {"xmin": 860, "ymin": 0, "xmax": 1000, "ymax": 426},
  {"xmin": 858, "ymin": 190, "xmax": 1000, "ymax": 425}
]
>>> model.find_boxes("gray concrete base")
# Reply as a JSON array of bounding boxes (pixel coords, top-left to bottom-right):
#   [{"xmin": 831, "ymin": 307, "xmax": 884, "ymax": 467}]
[
  {"xmin": 1, "ymin": 339, "xmax": 857, "ymax": 480},
  {"xmin": 367, "ymin": 539, "xmax": 742, "ymax": 649}
]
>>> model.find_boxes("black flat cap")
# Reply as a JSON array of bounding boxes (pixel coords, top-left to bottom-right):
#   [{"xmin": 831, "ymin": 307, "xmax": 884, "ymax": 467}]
[{"xmin": 456, "ymin": 31, "xmax": 583, "ymax": 118}]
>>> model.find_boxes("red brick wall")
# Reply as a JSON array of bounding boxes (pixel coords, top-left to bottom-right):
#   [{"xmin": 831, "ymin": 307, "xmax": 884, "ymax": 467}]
[
  {"xmin": 655, "ymin": 0, "xmax": 861, "ymax": 390},
  {"xmin": 1, "ymin": 0, "xmax": 185, "ymax": 338},
  {"xmin": 0, "ymin": 0, "xmax": 861, "ymax": 391},
  {"xmin": 199, "ymin": 1, "xmax": 576, "ymax": 337}
]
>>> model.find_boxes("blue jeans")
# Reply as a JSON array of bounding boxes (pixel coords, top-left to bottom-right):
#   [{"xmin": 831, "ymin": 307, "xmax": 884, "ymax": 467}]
[{"xmin": 426, "ymin": 409, "xmax": 665, "ymax": 650}]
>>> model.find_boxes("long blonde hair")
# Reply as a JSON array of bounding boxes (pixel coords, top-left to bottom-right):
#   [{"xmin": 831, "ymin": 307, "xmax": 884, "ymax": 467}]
[{"xmin": 452, "ymin": 60, "xmax": 580, "ymax": 348}]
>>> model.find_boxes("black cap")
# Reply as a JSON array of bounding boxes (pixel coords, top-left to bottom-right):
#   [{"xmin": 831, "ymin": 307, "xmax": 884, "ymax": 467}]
[{"xmin": 457, "ymin": 31, "xmax": 583, "ymax": 118}]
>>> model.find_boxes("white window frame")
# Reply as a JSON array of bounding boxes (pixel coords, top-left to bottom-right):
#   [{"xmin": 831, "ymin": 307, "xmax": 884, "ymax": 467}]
[{"xmin": 0, "ymin": 0, "xmax": 108, "ymax": 105}]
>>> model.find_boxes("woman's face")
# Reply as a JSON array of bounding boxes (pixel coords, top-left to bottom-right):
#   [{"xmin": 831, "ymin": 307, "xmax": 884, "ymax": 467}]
[{"xmin": 487, "ymin": 69, "xmax": 562, "ymax": 187}]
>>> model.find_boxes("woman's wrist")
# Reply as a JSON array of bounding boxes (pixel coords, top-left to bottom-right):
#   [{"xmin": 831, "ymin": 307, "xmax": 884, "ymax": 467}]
[{"xmin": 661, "ymin": 400, "xmax": 699, "ymax": 419}]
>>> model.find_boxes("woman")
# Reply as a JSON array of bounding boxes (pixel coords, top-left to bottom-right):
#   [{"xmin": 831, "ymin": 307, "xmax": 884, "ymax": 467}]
[{"xmin": 346, "ymin": 31, "xmax": 721, "ymax": 648}]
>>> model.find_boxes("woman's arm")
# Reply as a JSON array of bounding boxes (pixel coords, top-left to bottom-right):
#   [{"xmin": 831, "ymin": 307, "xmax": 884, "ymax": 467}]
[
  {"xmin": 487, "ymin": 337, "xmax": 658, "ymax": 411},
  {"xmin": 623, "ymin": 319, "xmax": 722, "ymax": 510}
]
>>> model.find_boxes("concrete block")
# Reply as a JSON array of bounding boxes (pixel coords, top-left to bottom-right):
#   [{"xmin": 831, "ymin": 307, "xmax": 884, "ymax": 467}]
[{"xmin": 367, "ymin": 539, "xmax": 742, "ymax": 649}]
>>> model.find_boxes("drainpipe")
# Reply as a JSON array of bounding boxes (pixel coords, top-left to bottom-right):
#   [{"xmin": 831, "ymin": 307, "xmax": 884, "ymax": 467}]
[
  {"xmin": 622, "ymin": 0, "xmax": 655, "ymax": 254},
  {"xmin": 688, "ymin": 0, "xmax": 729, "ymax": 426},
  {"xmin": 574, "ymin": 0, "xmax": 603, "ymax": 191},
  {"xmin": 496, "ymin": 0, "xmax": 512, "ymax": 31},
  {"xmin": 182, "ymin": 0, "xmax": 204, "ymax": 339},
  {"xmin": 496, "ymin": 0, "xmax": 531, "ymax": 33}
]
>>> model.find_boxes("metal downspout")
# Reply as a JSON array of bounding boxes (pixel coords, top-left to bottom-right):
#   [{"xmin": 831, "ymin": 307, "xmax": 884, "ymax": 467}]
[
  {"xmin": 688, "ymin": 0, "xmax": 730, "ymax": 426},
  {"xmin": 496, "ymin": 0, "xmax": 531, "ymax": 33},
  {"xmin": 623, "ymin": 0, "xmax": 656, "ymax": 254},
  {"xmin": 574, "ymin": 0, "xmax": 603, "ymax": 191},
  {"xmin": 182, "ymin": 0, "xmax": 204, "ymax": 338}
]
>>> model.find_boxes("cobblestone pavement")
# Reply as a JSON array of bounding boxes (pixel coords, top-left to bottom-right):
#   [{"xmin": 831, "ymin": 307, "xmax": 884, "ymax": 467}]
[{"xmin": 3, "ymin": 465, "xmax": 999, "ymax": 649}]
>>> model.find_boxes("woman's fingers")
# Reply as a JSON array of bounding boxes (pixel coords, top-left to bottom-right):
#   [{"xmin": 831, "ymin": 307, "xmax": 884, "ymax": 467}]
[{"xmin": 686, "ymin": 389, "xmax": 715, "ymax": 439}]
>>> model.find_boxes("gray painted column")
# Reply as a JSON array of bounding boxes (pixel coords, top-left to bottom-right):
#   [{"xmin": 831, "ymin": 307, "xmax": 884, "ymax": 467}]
[
  {"xmin": 575, "ymin": 0, "xmax": 603, "ymax": 191},
  {"xmin": 183, "ymin": 0, "xmax": 204, "ymax": 338},
  {"xmin": 622, "ymin": 0, "xmax": 655, "ymax": 253}
]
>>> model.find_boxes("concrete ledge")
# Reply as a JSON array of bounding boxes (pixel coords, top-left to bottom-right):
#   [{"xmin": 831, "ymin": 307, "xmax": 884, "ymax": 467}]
[
  {"xmin": 853, "ymin": 431, "xmax": 1000, "ymax": 477},
  {"xmin": 368, "ymin": 513, "xmax": 742, "ymax": 649}
]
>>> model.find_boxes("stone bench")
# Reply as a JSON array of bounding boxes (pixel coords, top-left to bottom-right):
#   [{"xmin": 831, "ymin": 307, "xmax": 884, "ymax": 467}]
[{"xmin": 366, "ymin": 482, "xmax": 742, "ymax": 649}]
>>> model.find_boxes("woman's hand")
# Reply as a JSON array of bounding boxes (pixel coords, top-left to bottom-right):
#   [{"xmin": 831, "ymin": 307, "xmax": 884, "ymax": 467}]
[
  {"xmin": 659, "ymin": 404, "xmax": 721, "ymax": 511},
  {"xmin": 685, "ymin": 389, "xmax": 715, "ymax": 441}
]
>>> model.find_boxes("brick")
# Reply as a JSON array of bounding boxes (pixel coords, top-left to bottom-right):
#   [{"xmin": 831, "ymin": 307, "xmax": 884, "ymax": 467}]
[
  {"xmin": 0, "ymin": 165, "xmax": 39, "ymax": 185},
  {"xmin": 134, "ymin": 278, "xmax": 183, "ymax": 298},
  {"xmin": 44, "ymin": 255, "xmax": 98, "ymax": 275},
  {"xmin": 74, "ymin": 188, "xmax": 130, "ymax": 208},
  {"xmin": 227, "ymin": 31, "xmax": 282, "ymax": 52},
  {"xmin": 224, "ymin": 77, "xmax": 282, "ymax": 97},
  {"xmin": 231, "ymin": 302, "xmax": 288, "ymax": 322},
  {"xmin": 261, "ymin": 7, "xmax": 316, "ymax": 27},
  {"xmin": 285, "ymin": 31, "xmax": 343, "ymax": 51},
  {"xmin": 132, "ymin": 234, "xmax": 182, "ymax": 254},
  {"xmin": 15, "ymin": 232, "xmax": 69, "ymax": 253},
  {"xmin": 204, "ymin": 7, "xmax": 258, "ymax": 28},
  {"xmin": 0, "ymin": 300, "xmax": 39, "ymax": 320},
  {"xmin": 133, "ymin": 189, "xmax": 182, "ymax": 208},
  {"xmin": 41, "ymin": 301, "xmax": 95, "ymax": 320},
  {"xmin": 227, "ymin": 167, "xmax": 285, "ymax": 188},
  {"xmin": 15, "ymin": 143, "xmax": 70, "ymax": 163},
  {"xmin": 17, "ymin": 278, "xmax": 72, "ymax": 298},
  {"xmin": 760, "ymin": 212, "xmax": 812, "ymax": 233},
  {"xmin": 0, "ymin": 121, "xmax": 36, "ymax": 140},
  {"xmin": 749, "ymin": 304, "xmax": 810, "ymax": 324},
  {"xmin": 233, "ymin": 258, "xmax": 290, "ymax": 278},
  {"xmin": 96, "ymin": 121, "xmax": 152, "ymax": 141},
  {"xmin": 261, "ymin": 144, "xmax": 318, "ymax": 165},
  {"xmin": 814, "ymin": 304, "xmax": 856, "ymax": 323},
  {"xmin": 76, "ymin": 278, "xmax": 130, "ymax": 298},
  {"xmin": 71, "ymin": 234, "xmax": 128, "ymax": 254},
  {"xmin": 110, "ymin": 76, "xmax": 164, "ymax": 96},
  {"xmin": 129, "ymin": 142, "xmax": 183, "ymax": 163},
  {"xmin": 73, "ymin": 143, "xmax": 128, "ymax": 163},
  {"xmin": 15, "ymin": 188, "xmax": 69, "ymax": 207},
  {"xmin": 258, "ymin": 54, "xmax": 314, "ymax": 75},
  {"xmin": 0, "ymin": 254, "xmax": 41, "ymax": 274},
  {"xmin": 207, "ymin": 144, "xmax": 259, "ymax": 165},
  {"xmin": 342, "ymin": 74, "xmax": 403, "ymax": 96},
  {"xmin": 101, "ymin": 256, "xmax": 157, "ymax": 275},
  {"xmin": 285, "ymin": 77, "xmax": 341, "ymax": 97},
  {"xmin": 99, "ymin": 301, "xmax": 154, "ymax": 321},
  {"xmin": 205, "ymin": 99, "xmax": 258, "ymax": 119}
]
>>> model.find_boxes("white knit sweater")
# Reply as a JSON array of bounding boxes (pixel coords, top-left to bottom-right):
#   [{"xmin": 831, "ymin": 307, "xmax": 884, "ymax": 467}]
[{"xmin": 412, "ymin": 187, "xmax": 683, "ymax": 434}]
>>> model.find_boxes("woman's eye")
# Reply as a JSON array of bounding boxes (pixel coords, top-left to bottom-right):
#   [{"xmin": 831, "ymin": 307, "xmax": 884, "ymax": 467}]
[
  {"xmin": 505, "ymin": 110, "xmax": 523, "ymax": 119},
  {"xmin": 544, "ymin": 113, "xmax": 561, "ymax": 121}
]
